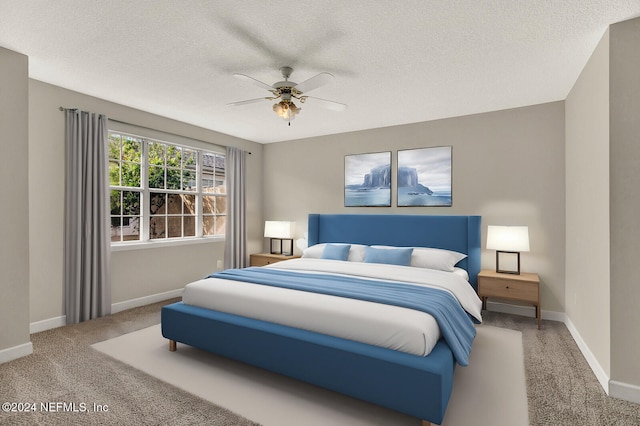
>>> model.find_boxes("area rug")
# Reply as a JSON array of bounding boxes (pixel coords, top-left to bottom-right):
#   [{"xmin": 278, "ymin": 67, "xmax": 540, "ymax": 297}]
[{"xmin": 92, "ymin": 324, "xmax": 527, "ymax": 426}]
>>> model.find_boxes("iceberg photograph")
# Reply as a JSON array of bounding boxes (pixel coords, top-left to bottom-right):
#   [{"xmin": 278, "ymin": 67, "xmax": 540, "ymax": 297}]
[
  {"xmin": 344, "ymin": 151, "xmax": 391, "ymax": 207},
  {"xmin": 398, "ymin": 146, "xmax": 452, "ymax": 206}
]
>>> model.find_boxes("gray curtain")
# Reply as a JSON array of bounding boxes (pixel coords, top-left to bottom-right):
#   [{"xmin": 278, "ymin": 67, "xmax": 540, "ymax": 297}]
[
  {"xmin": 64, "ymin": 109, "xmax": 111, "ymax": 324},
  {"xmin": 224, "ymin": 147, "xmax": 247, "ymax": 269}
]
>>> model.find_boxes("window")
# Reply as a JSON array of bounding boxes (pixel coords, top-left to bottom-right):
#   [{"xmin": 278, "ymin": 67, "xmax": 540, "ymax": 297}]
[
  {"xmin": 109, "ymin": 134, "xmax": 142, "ymax": 242},
  {"xmin": 108, "ymin": 131, "xmax": 225, "ymax": 243}
]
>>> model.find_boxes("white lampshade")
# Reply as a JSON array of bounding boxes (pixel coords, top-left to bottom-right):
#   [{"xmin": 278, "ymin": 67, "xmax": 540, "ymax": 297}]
[
  {"xmin": 264, "ymin": 221, "xmax": 294, "ymax": 238},
  {"xmin": 486, "ymin": 226, "xmax": 530, "ymax": 252}
]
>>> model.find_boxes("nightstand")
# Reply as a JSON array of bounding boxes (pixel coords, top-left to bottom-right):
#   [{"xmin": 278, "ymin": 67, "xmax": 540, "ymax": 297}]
[
  {"xmin": 249, "ymin": 253, "xmax": 300, "ymax": 267},
  {"xmin": 478, "ymin": 269, "xmax": 541, "ymax": 329}
]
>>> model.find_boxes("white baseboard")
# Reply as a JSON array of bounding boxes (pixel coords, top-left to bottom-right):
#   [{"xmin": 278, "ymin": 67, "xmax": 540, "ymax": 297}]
[
  {"xmin": 29, "ymin": 289, "xmax": 183, "ymax": 334},
  {"xmin": 111, "ymin": 288, "xmax": 183, "ymax": 314},
  {"xmin": 485, "ymin": 300, "xmax": 565, "ymax": 322},
  {"xmin": 609, "ymin": 380, "xmax": 640, "ymax": 404},
  {"xmin": 486, "ymin": 300, "xmax": 536, "ymax": 317},
  {"xmin": 0, "ymin": 341, "xmax": 33, "ymax": 364},
  {"xmin": 563, "ymin": 316, "xmax": 610, "ymax": 395},
  {"xmin": 485, "ymin": 301, "xmax": 614, "ymax": 397},
  {"xmin": 30, "ymin": 315, "xmax": 67, "ymax": 334}
]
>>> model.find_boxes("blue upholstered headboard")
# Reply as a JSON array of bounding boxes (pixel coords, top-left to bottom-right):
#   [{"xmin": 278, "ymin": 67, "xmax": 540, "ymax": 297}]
[{"xmin": 307, "ymin": 214, "xmax": 482, "ymax": 290}]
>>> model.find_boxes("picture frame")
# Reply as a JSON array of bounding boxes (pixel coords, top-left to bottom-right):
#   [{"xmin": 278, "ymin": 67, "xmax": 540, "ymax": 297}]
[
  {"xmin": 344, "ymin": 151, "xmax": 391, "ymax": 207},
  {"xmin": 397, "ymin": 146, "xmax": 452, "ymax": 207}
]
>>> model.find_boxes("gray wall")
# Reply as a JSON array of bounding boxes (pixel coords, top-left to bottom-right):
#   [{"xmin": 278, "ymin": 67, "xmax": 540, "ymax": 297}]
[
  {"xmin": 263, "ymin": 102, "xmax": 566, "ymax": 313},
  {"xmin": 28, "ymin": 80, "xmax": 263, "ymax": 323},
  {"xmin": 0, "ymin": 47, "xmax": 30, "ymax": 356},
  {"xmin": 609, "ymin": 17, "xmax": 640, "ymax": 391},
  {"xmin": 566, "ymin": 16, "xmax": 640, "ymax": 397},
  {"xmin": 565, "ymin": 29, "xmax": 611, "ymax": 378}
]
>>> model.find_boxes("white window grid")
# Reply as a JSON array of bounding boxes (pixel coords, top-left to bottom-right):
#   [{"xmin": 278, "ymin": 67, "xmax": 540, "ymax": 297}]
[{"xmin": 108, "ymin": 131, "xmax": 226, "ymax": 244}]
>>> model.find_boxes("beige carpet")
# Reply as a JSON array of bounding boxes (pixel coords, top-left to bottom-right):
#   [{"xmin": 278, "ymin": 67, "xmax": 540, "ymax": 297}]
[
  {"xmin": 0, "ymin": 299, "xmax": 259, "ymax": 426},
  {"xmin": 92, "ymin": 324, "xmax": 527, "ymax": 426}
]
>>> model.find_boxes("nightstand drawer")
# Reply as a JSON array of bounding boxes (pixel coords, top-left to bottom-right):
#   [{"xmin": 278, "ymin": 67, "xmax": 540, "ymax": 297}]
[
  {"xmin": 479, "ymin": 279, "xmax": 538, "ymax": 303},
  {"xmin": 250, "ymin": 253, "xmax": 300, "ymax": 267},
  {"xmin": 250, "ymin": 255, "xmax": 276, "ymax": 267}
]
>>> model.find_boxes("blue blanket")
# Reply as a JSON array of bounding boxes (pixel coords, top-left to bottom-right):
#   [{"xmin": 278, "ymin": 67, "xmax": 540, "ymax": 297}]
[{"xmin": 209, "ymin": 267, "xmax": 476, "ymax": 366}]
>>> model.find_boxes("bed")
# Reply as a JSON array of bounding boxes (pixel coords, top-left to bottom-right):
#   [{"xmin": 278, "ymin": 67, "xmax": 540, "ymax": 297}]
[{"xmin": 161, "ymin": 214, "xmax": 482, "ymax": 425}]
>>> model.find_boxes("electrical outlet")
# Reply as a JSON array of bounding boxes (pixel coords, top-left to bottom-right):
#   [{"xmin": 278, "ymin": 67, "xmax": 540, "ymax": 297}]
[{"xmin": 217, "ymin": 260, "xmax": 223, "ymax": 269}]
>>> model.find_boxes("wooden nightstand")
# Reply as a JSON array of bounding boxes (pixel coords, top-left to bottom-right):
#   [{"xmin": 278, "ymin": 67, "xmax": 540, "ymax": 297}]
[
  {"xmin": 249, "ymin": 253, "xmax": 300, "ymax": 267},
  {"xmin": 478, "ymin": 269, "xmax": 541, "ymax": 329}
]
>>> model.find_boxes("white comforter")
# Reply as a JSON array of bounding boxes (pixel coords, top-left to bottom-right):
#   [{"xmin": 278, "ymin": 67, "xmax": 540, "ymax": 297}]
[{"xmin": 182, "ymin": 258, "xmax": 482, "ymax": 357}]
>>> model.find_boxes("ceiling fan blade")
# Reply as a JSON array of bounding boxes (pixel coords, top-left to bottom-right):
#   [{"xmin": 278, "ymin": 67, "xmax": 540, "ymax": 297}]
[
  {"xmin": 233, "ymin": 73, "xmax": 274, "ymax": 91},
  {"xmin": 303, "ymin": 96, "xmax": 347, "ymax": 112},
  {"xmin": 294, "ymin": 72, "xmax": 334, "ymax": 94},
  {"xmin": 226, "ymin": 98, "xmax": 270, "ymax": 107},
  {"xmin": 222, "ymin": 21, "xmax": 294, "ymax": 68}
]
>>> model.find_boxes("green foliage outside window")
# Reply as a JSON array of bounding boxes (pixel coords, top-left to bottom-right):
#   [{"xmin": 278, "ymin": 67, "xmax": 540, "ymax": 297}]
[
  {"xmin": 109, "ymin": 134, "xmax": 141, "ymax": 218},
  {"xmin": 109, "ymin": 132, "xmax": 225, "ymax": 242}
]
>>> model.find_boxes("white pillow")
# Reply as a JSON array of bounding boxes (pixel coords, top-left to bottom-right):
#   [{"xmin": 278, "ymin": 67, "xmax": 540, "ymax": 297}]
[
  {"xmin": 371, "ymin": 245, "xmax": 467, "ymax": 272},
  {"xmin": 301, "ymin": 244, "xmax": 326, "ymax": 258},
  {"xmin": 347, "ymin": 244, "xmax": 366, "ymax": 262},
  {"xmin": 302, "ymin": 243, "xmax": 366, "ymax": 262}
]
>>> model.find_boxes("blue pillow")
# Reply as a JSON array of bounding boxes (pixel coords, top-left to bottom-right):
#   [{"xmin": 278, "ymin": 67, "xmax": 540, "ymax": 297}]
[
  {"xmin": 321, "ymin": 244, "xmax": 351, "ymax": 261},
  {"xmin": 364, "ymin": 246, "xmax": 414, "ymax": 266}
]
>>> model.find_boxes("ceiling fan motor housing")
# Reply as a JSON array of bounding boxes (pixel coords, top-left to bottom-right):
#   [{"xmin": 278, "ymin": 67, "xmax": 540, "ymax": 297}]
[{"xmin": 279, "ymin": 88, "xmax": 293, "ymax": 101}]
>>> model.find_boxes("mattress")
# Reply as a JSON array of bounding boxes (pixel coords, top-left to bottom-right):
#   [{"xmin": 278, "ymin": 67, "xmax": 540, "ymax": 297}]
[{"xmin": 182, "ymin": 258, "xmax": 482, "ymax": 357}]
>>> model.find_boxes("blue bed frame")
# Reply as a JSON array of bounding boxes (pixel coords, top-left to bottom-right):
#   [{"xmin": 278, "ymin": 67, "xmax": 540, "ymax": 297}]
[{"xmin": 161, "ymin": 214, "xmax": 481, "ymax": 425}]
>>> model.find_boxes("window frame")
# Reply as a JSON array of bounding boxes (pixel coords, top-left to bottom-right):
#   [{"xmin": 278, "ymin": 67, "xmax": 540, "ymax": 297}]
[{"xmin": 108, "ymin": 130, "xmax": 226, "ymax": 248}]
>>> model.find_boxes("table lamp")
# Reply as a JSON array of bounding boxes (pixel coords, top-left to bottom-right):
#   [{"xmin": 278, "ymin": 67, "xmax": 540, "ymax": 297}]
[
  {"xmin": 486, "ymin": 225, "xmax": 530, "ymax": 274},
  {"xmin": 264, "ymin": 221, "xmax": 295, "ymax": 256}
]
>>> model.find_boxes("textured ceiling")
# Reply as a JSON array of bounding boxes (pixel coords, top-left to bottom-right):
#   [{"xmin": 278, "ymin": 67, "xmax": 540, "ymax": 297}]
[{"xmin": 1, "ymin": 1, "xmax": 638, "ymax": 143}]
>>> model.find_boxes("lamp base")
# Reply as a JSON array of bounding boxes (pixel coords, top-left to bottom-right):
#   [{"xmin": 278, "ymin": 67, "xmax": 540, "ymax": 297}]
[
  {"xmin": 495, "ymin": 250, "xmax": 521, "ymax": 275},
  {"xmin": 270, "ymin": 238, "xmax": 294, "ymax": 256}
]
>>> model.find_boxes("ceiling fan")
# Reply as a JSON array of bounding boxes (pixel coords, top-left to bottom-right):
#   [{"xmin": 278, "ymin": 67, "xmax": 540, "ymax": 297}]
[{"xmin": 227, "ymin": 66, "xmax": 347, "ymax": 125}]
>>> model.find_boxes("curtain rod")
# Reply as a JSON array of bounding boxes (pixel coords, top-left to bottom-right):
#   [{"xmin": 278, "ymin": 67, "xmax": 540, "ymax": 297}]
[{"xmin": 58, "ymin": 106, "xmax": 251, "ymax": 154}]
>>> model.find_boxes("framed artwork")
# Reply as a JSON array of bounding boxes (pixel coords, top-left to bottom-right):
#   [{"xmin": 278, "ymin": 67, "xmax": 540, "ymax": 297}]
[
  {"xmin": 397, "ymin": 146, "xmax": 452, "ymax": 207},
  {"xmin": 344, "ymin": 151, "xmax": 391, "ymax": 207}
]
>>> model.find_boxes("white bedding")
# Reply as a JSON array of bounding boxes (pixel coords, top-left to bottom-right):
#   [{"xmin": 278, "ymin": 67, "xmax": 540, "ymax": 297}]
[{"xmin": 182, "ymin": 258, "xmax": 482, "ymax": 357}]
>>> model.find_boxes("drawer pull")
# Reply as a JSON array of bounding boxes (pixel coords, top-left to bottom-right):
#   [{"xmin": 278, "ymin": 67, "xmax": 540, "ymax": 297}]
[{"xmin": 506, "ymin": 286, "xmax": 509, "ymax": 289}]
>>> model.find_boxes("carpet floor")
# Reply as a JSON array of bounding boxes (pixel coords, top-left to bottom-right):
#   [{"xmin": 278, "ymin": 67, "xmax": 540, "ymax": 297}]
[
  {"xmin": 0, "ymin": 300, "xmax": 258, "ymax": 426},
  {"xmin": 1, "ymin": 298, "xmax": 639, "ymax": 425},
  {"xmin": 92, "ymin": 323, "xmax": 527, "ymax": 425},
  {"xmin": 483, "ymin": 311, "xmax": 640, "ymax": 425}
]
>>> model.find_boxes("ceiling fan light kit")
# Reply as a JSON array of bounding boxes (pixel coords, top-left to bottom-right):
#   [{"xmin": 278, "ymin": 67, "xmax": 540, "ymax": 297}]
[
  {"xmin": 228, "ymin": 66, "xmax": 347, "ymax": 124},
  {"xmin": 273, "ymin": 100, "xmax": 300, "ymax": 121}
]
